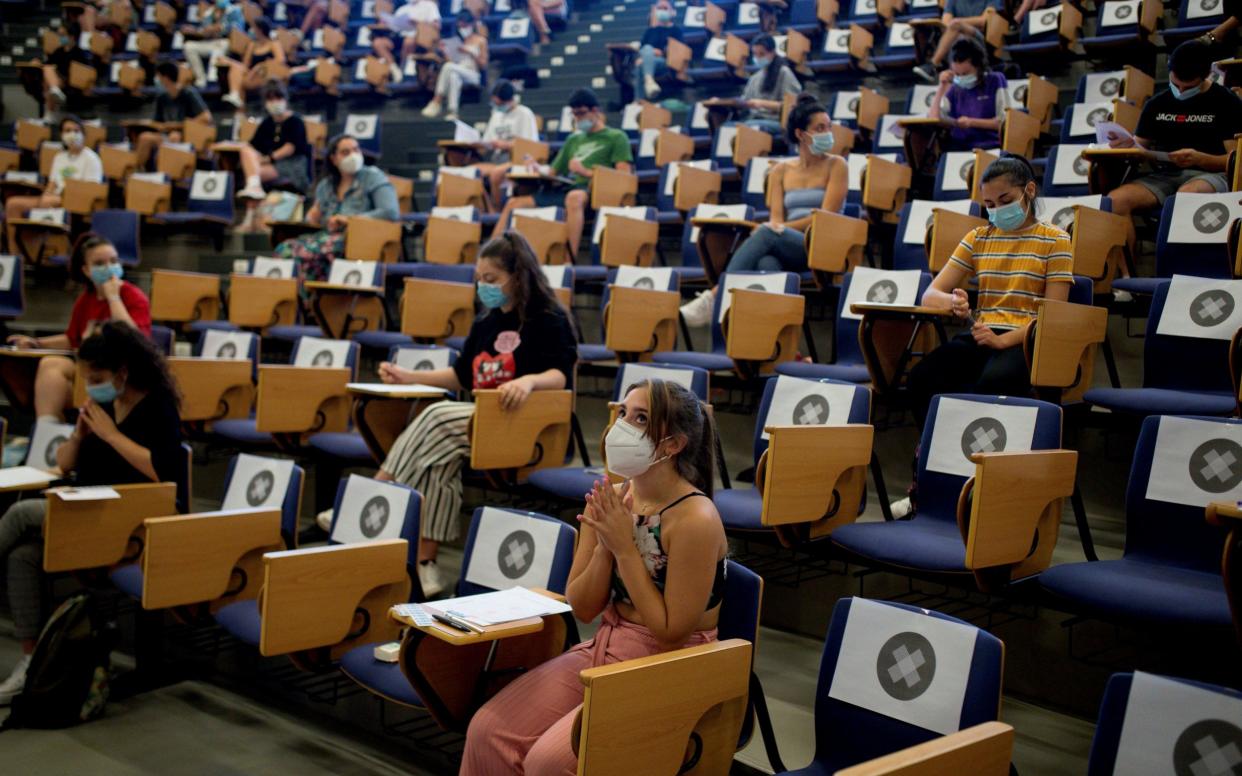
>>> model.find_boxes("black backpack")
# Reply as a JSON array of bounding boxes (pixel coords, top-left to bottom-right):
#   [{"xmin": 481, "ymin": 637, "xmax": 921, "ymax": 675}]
[{"xmin": 3, "ymin": 594, "xmax": 111, "ymax": 730}]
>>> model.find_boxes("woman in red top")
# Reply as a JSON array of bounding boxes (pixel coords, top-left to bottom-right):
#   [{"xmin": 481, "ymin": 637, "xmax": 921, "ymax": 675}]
[{"xmin": 5, "ymin": 233, "xmax": 152, "ymax": 420}]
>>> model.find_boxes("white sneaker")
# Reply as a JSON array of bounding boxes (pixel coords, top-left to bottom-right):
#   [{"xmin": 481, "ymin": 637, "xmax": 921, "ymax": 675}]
[
  {"xmin": 0, "ymin": 654, "xmax": 31, "ymax": 705},
  {"xmin": 680, "ymin": 289, "xmax": 716, "ymax": 328},
  {"xmin": 890, "ymin": 497, "xmax": 913, "ymax": 519},
  {"xmin": 222, "ymin": 91, "xmax": 244, "ymax": 108},
  {"xmin": 421, "ymin": 101, "xmax": 442, "ymax": 118},
  {"xmin": 237, "ymin": 184, "xmax": 266, "ymax": 201},
  {"xmin": 49, "ymin": 85, "xmax": 66, "ymax": 103},
  {"xmin": 444, "ymin": 112, "xmax": 459, "ymax": 123},
  {"xmin": 315, "ymin": 508, "xmax": 333, "ymax": 532},
  {"xmin": 644, "ymin": 75, "xmax": 660, "ymax": 98},
  {"xmin": 418, "ymin": 561, "xmax": 446, "ymax": 599},
  {"xmin": 1112, "ymin": 289, "xmax": 1134, "ymax": 303}
]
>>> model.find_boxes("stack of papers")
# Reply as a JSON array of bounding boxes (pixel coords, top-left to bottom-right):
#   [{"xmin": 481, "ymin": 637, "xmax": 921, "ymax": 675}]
[
  {"xmin": 0, "ymin": 466, "xmax": 58, "ymax": 489},
  {"xmin": 346, "ymin": 382, "xmax": 449, "ymax": 396},
  {"xmin": 423, "ymin": 588, "xmax": 571, "ymax": 628}
]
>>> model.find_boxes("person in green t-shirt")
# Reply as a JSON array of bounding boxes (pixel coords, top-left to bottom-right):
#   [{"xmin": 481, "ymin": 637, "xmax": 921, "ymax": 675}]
[{"xmin": 491, "ymin": 88, "xmax": 633, "ymax": 259}]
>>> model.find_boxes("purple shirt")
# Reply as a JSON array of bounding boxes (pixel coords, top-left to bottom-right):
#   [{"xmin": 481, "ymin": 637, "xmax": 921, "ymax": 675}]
[{"xmin": 946, "ymin": 71, "xmax": 1007, "ymax": 150}]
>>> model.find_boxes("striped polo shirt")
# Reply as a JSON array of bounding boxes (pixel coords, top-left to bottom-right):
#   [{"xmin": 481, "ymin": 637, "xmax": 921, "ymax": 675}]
[{"xmin": 948, "ymin": 221, "xmax": 1074, "ymax": 329}]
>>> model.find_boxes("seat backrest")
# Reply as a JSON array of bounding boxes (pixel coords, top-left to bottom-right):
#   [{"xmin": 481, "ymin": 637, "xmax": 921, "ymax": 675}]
[
  {"xmin": 933, "ymin": 151, "xmax": 977, "ymax": 201},
  {"xmin": 599, "ymin": 265, "xmax": 680, "ymax": 338},
  {"xmin": 711, "ymin": 271, "xmax": 800, "ymax": 353},
  {"xmin": 917, "ymin": 394, "xmax": 1063, "ymax": 524},
  {"xmin": 1178, "ymin": 0, "xmax": 1226, "ymax": 25},
  {"xmin": 1087, "ymin": 671, "xmax": 1242, "ymax": 776},
  {"xmin": 681, "ymin": 203, "xmax": 754, "ymax": 268},
  {"xmin": 389, "ymin": 344, "xmax": 458, "ymax": 371},
  {"xmin": 1041, "ymin": 194, "xmax": 1107, "ymax": 232},
  {"xmin": 656, "ymin": 159, "xmax": 715, "ymax": 212},
  {"xmin": 27, "ymin": 417, "xmax": 76, "ymax": 472},
  {"xmin": 1075, "ymin": 69, "xmax": 1125, "ymax": 105},
  {"xmin": 291, "ymin": 335, "xmax": 360, "ymax": 377},
  {"xmin": 456, "ymin": 506, "xmax": 577, "ymax": 596},
  {"xmin": 327, "ymin": 258, "xmax": 383, "ymax": 287},
  {"xmin": 836, "ymin": 268, "xmax": 932, "ymax": 365},
  {"xmin": 249, "ymin": 256, "xmax": 296, "ymax": 279},
  {"xmin": 741, "ymin": 156, "xmax": 792, "ymax": 210},
  {"xmin": 1155, "ymin": 193, "xmax": 1238, "ymax": 281},
  {"xmin": 590, "ymin": 206, "xmax": 656, "ymax": 266},
  {"xmin": 752, "ymin": 375, "xmax": 872, "ymax": 464},
  {"xmin": 1123, "ymin": 414, "xmax": 1239, "ymax": 573},
  {"xmin": 195, "ymin": 329, "xmax": 260, "ymax": 377},
  {"xmin": 1020, "ymin": 4, "xmax": 1064, "ymax": 40},
  {"xmin": 904, "ymin": 85, "xmax": 939, "ymax": 116},
  {"xmin": 812, "ymin": 597, "xmax": 1004, "ymax": 770},
  {"xmin": 1061, "ymin": 103, "xmax": 1114, "ymax": 143},
  {"xmin": 1142, "ymin": 278, "xmax": 1237, "ymax": 394},
  {"xmin": 1042, "ymin": 144, "xmax": 1093, "ymax": 197},
  {"xmin": 328, "ymin": 474, "xmax": 422, "ymax": 570},
  {"xmin": 149, "ymin": 325, "xmax": 175, "ymax": 355},
  {"xmin": 892, "ymin": 199, "xmax": 978, "ymax": 271},
  {"xmin": 614, "ymin": 362, "xmax": 711, "ymax": 402},
  {"xmin": 0, "ymin": 255, "xmax": 24, "ymax": 318},
  {"xmin": 187, "ymin": 171, "xmax": 234, "ymax": 221},
  {"xmin": 90, "ymin": 209, "xmax": 141, "ymax": 266},
  {"xmin": 220, "ymin": 453, "xmax": 305, "ymax": 547}
]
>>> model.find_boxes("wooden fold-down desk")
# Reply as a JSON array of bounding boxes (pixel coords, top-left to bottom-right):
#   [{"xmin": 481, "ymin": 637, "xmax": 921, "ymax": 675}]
[
  {"xmin": 897, "ymin": 116, "xmax": 956, "ymax": 178},
  {"xmin": 848, "ymin": 303, "xmax": 953, "ymax": 396},
  {"xmin": 0, "ymin": 347, "xmax": 75, "ymax": 413},
  {"xmin": 346, "ymin": 382, "xmax": 449, "ymax": 464}
]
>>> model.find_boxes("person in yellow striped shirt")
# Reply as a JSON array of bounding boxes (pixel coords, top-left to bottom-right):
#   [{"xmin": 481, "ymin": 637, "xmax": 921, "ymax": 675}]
[{"xmin": 908, "ymin": 154, "xmax": 1074, "ymax": 427}]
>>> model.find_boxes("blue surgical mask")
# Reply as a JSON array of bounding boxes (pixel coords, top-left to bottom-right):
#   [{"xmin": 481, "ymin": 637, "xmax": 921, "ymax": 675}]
[
  {"xmin": 952, "ymin": 73, "xmax": 978, "ymax": 89},
  {"xmin": 809, "ymin": 131, "xmax": 835, "ymax": 155},
  {"xmin": 89, "ymin": 264, "xmax": 123, "ymax": 286},
  {"xmin": 752, "ymin": 55, "xmax": 771, "ymax": 68},
  {"xmin": 576, "ymin": 117, "xmax": 595, "ymax": 133},
  {"xmin": 477, "ymin": 282, "xmax": 509, "ymax": 309},
  {"xmin": 656, "ymin": 9, "xmax": 674, "ymax": 22},
  {"xmin": 1170, "ymin": 81, "xmax": 1202, "ymax": 100},
  {"xmin": 495, "ymin": 101, "xmax": 512, "ymax": 114},
  {"xmin": 86, "ymin": 380, "xmax": 119, "ymax": 404},
  {"xmin": 987, "ymin": 197, "xmax": 1028, "ymax": 232}
]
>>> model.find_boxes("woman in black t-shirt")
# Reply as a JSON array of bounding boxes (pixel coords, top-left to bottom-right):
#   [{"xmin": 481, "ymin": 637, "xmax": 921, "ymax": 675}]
[
  {"xmin": 0, "ymin": 322, "xmax": 183, "ymax": 703},
  {"xmin": 237, "ymin": 81, "xmax": 313, "ymax": 230},
  {"xmin": 373, "ymin": 233, "xmax": 577, "ymax": 597}
]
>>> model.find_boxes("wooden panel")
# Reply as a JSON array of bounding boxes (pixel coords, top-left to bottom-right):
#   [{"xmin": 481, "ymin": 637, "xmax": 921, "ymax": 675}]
[
  {"xmin": 142, "ymin": 509, "xmax": 282, "ymax": 609},
  {"xmin": 665, "ymin": 38, "xmax": 692, "ymax": 79},
  {"xmin": 591, "ymin": 167, "xmax": 639, "ymax": 208},
  {"xmin": 655, "ymin": 129, "xmax": 694, "ymax": 167},
  {"xmin": 470, "ymin": 390, "xmax": 573, "ymax": 471},
  {"xmin": 1123, "ymin": 65, "xmax": 1154, "ymax": 107},
  {"xmin": 724, "ymin": 34, "xmax": 750, "ymax": 76},
  {"xmin": 970, "ymin": 149, "xmax": 998, "ymax": 202},
  {"xmin": 512, "ymin": 137, "xmax": 550, "ymax": 164},
  {"xmin": 513, "ymin": 215, "xmax": 571, "ymax": 265},
  {"xmin": 1028, "ymin": 299, "xmax": 1107, "ymax": 390},
  {"xmin": 254, "ymin": 366, "xmax": 351, "ymax": 434},
  {"xmin": 16, "ymin": 120, "xmax": 50, "ymax": 153},
  {"xmin": 760, "ymin": 424, "xmax": 872, "ymax": 531},
  {"xmin": 638, "ymin": 103, "xmax": 672, "ymax": 131},
  {"xmin": 227, "ymin": 274, "xmax": 299, "ymax": 329},
  {"xmin": 68, "ymin": 61, "xmax": 97, "ymax": 93},
  {"xmin": 1026, "ymin": 74, "xmax": 1058, "ymax": 131},
  {"xmin": 857, "ymin": 88, "xmax": 889, "ymax": 134},
  {"xmin": 424, "ymin": 216, "xmax": 482, "ymax": 265},
  {"xmin": 806, "ymin": 210, "xmax": 867, "ymax": 276},
  {"xmin": 400, "ymin": 278, "xmax": 475, "ymax": 340},
  {"xmin": 1111, "ymin": 99, "xmax": 1141, "ymax": 133},
  {"xmin": 62, "ymin": 180, "xmax": 109, "ymax": 216},
  {"xmin": 601, "ymin": 215, "xmax": 659, "ymax": 268},
  {"xmin": 724, "ymin": 288, "xmax": 805, "ymax": 365},
  {"xmin": 848, "ymin": 23, "xmax": 874, "ymax": 63},
  {"xmin": 168, "ymin": 358, "xmax": 254, "ymax": 422},
  {"xmin": 836, "ymin": 722, "xmax": 1014, "ymax": 776},
  {"xmin": 817, "ymin": 0, "xmax": 839, "ymax": 25},
  {"xmin": 861, "ymin": 154, "xmax": 911, "ymax": 213},
  {"xmin": 926, "ymin": 209, "xmax": 988, "ymax": 273},
  {"xmin": 156, "ymin": 144, "xmax": 196, "ymax": 181},
  {"xmin": 732, "ymin": 123, "xmax": 773, "ymax": 169},
  {"xmin": 183, "ymin": 120, "xmax": 217, "ymax": 155},
  {"xmin": 125, "ymin": 178, "xmax": 172, "ymax": 215},
  {"xmin": 344, "ymin": 215, "xmax": 402, "ymax": 263},
  {"xmin": 101, "ymin": 145, "xmax": 139, "ymax": 181},
  {"xmin": 44, "ymin": 483, "xmax": 178, "ymax": 573},
  {"xmin": 150, "ymin": 269, "xmax": 221, "ymax": 323},
  {"xmin": 673, "ymin": 166, "xmax": 722, "ymax": 212},
  {"xmin": 389, "ymin": 174, "xmax": 414, "ymax": 215},
  {"xmin": 437, "ymin": 173, "xmax": 486, "ymax": 209},
  {"xmin": 1068, "ymin": 205, "xmax": 1130, "ymax": 291},
  {"xmin": 1000, "ymin": 108, "xmax": 1040, "ymax": 158},
  {"xmin": 604, "ymin": 286, "xmax": 679, "ymax": 357},
  {"xmin": 311, "ymin": 288, "xmax": 385, "ymax": 339}
]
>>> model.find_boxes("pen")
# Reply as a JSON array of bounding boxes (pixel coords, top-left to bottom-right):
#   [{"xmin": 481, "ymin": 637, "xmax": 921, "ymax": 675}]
[{"xmin": 431, "ymin": 612, "xmax": 475, "ymax": 633}]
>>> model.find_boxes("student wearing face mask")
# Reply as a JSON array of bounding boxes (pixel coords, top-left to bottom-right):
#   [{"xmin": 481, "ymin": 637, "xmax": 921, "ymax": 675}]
[
  {"xmin": 181, "ymin": 0, "xmax": 249, "ymax": 89},
  {"xmin": 1104, "ymin": 39, "xmax": 1242, "ymax": 216},
  {"xmin": 274, "ymin": 134, "xmax": 399, "ymax": 286},
  {"xmin": 906, "ymin": 154, "xmax": 1072, "ymax": 428},
  {"xmin": 367, "ymin": 233, "xmax": 577, "ymax": 597},
  {"xmin": 681, "ymin": 94, "xmax": 846, "ymax": 325},
  {"xmin": 633, "ymin": 0, "xmax": 684, "ymax": 100},
  {"xmin": 461, "ymin": 378, "xmax": 726, "ymax": 776},
  {"xmin": 4, "ymin": 115, "xmax": 103, "ymax": 253},
  {"xmin": 135, "ymin": 61, "xmax": 213, "ymax": 170},
  {"xmin": 235, "ymin": 82, "xmax": 312, "ymax": 204},
  {"xmin": 220, "ymin": 16, "xmax": 285, "ymax": 109},
  {"xmin": 420, "ymin": 12, "xmax": 489, "ymax": 121},
  {"xmin": 927, "ymin": 37, "xmax": 1008, "ymax": 151},
  {"xmin": 0, "ymin": 321, "xmax": 182, "ymax": 704},
  {"xmin": 474, "ymin": 80, "xmax": 541, "ymax": 210},
  {"xmin": 6, "ymin": 234, "xmax": 152, "ymax": 422},
  {"xmin": 739, "ymin": 34, "xmax": 802, "ymax": 134}
]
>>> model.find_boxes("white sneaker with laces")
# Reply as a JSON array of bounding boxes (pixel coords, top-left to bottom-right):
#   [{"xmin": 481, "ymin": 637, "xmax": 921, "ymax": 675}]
[
  {"xmin": 315, "ymin": 508, "xmax": 332, "ymax": 533},
  {"xmin": 0, "ymin": 654, "xmax": 32, "ymax": 706},
  {"xmin": 222, "ymin": 92, "xmax": 244, "ymax": 108},
  {"xmin": 644, "ymin": 75, "xmax": 660, "ymax": 98},
  {"xmin": 890, "ymin": 497, "xmax": 913, "ymax": 519},
  {"xmin": 679, "ymin": 289, "xmax": 716, "ymax": 328},
  {"xmin": 421, "ymin": 101, "xmax": 442, "ymax": 118},
  {"xmin": 1112, "ymin": 289, "xmax": 1134, "ymax": 303},
  {"xmin": 238, "ymin": 184, "xmax": 267, "ymax": 201},
  {"xmin": 418, "ymin": 561, "xmax": 446, "ymax": 599}
]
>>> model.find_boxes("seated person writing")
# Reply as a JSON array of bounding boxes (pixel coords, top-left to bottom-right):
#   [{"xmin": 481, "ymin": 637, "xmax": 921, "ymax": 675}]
[
  {"xmin": 460, "ymin": 377, "xmax": 727, "ymax": 776},
  {"xmin": 491, "ymin": 88, "xmax": 633, "ymax": 261},
  {"xmin": 912, "ymin": 0, "xmax": 1002, "ymax": 83},
  {"xmin": 927, "ymin": 37, "xmax": 1008, "ymax": 151},
  {"xmin": 474, "ymin": 80, "xmax": 542, "ymax": 211},
  {"xmin": 0, "ymin": 322, "xmax": 182, "ymax": 704},
  {"xmin": 6, "ymin": 234, "xmax": 152, "ymax": 421},
  {"xmin": 738, "ymin": 34, "xmax": 801, "ymax": 135},
  {"xmin": 135, "ymin": 61, "xmax": 213, "ymax": 170},
  {"xmin": 4, "ymin": 115, "xmax": 103, "ymax": 252},
  {"xmin": 419, "ymin": 13, "xmax": 489, "ymax": 122}
]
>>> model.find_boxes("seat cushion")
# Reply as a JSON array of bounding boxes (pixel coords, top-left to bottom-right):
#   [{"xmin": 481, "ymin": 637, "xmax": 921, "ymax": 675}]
[
  {"xmin": 1110, "ymin": 277, "xmax": 1163, "ymax": 296},
  {"xmin": 340, "ymin": 642, "xmax": 425, "ymax": 707},
  {"xmin": 714, "ymin": 487, "xmax": 763, "ymax": 530},
  {"xmin": 110, "ymin": 563, "xmax": 144, "ymax": 600},
  {"xmin": 572, "ymin": 266, "xmax": 609, "ymax": 284},
  {"xmin": 308, "ymin": 431, "xmax": 375, "ymax": 462},
  {"xmin": 578, "ymin": 343, "xmax": 615, "ymax": 362},
  {"xmin": 445, "ymin": 335, "xmax": 467, "ymax": 351},
  {"xmin": 1083, "ymin": 387, "xmax": 1238, "ymax": 417},
  {"xmin": 214, "ymin": 599, "xmax": 262, "ymax": 646},
  {"xmin": 353, "ymin": 330, "xmax": 414, "ymax": 350},
  {"xmin": 213, "ymin": 418, "xmax": 275, "ymax": 446},
  {"xmin": 652, "ymin": 351, "xmax": 734, "ymax": 372},
  {"xmin": 775, "ymin": 360, "xmax": 871, "ymax": 384},
  {"xmin": 670, "ymin": 266, "xmax": 708, "ymax": 283},
  {"xmin": 527, "ymin": 465, "xmax": 608, "ymax": 501},
  {"xmin": 187, "ymin": 320, "xmax": 241, "ymax": 335},
  {"xmin": 266, "ymin": 324, "xmax": 325, "ymax": 342},
  {"xmin": 1039, "ymin": 558, "xmax": 1231, "ymax": 628},
  {"xmin": 832, "ymin": 515, "xmax": 968, "ymax": 573}
]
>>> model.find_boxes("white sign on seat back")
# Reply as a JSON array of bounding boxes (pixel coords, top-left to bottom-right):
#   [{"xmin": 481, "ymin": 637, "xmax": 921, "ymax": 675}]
[
  {"xmin": 718, "ymin": 271, "xmax": 792, "ymax": 324},
  {"xmin": 618, "ymin": 363, "xmax": 698, "ymax": 393},
  {"xmin": 201, "ymin": 329, "xmax": 256, "ymax": 361},
  {"xmin": 828, "ymin": 597, "xmax": 977, "ymax": 735},
  {"xmin": 431, "ymin": 205, "xmax": 476, "ymax": 221},
  {"xmin": 705, "ymin": 36, "xmax": 728, "ymax": 61},
  {"xmin": 293, "ymin": 336, "xmax": 353, "ymax": 368},
  {"xmin": 540, "ymin": 264, "xmax": 570, "ymax": 288},
  {"xmin": 926, "ymin": 396, "xmax": 1040, "ymax": 478},
  {"xmin": 1146, "ymin": 416, "xmax": 1242, "ymax": 507},
  {"xmin": 888, "ymin": 22, "xmax": 915, "ymax": 48},
  {"xmin": 1186, "ymin": 0, "xmax": 1226, "ymax": 19},
  {"xmin": 1040, "ymin": 194, "xmax": 1104, "ymax": 230},
  {"xmin": 513, "ymin": 207, "xmax": 561, "ymax": 222},
  {"xmin": 464, "ymin": 507, "xmax": 563, "ymax": 590},
  {"xmin": 345, "ymin": 115, "xmax": 378, "ymax": 140},
  {"xmin": 190, "ymin": 171, "xmax": 229, "ymax": 202},
  {"xmin": 664, "ymin": 159, "xmax": 714, "ymax": 197},
  {"xmin": 1083, "ymin": 70, "xmax": 1126, "ymax": 103},
  {"xmin": 1100, "ymin": 0, "xmax": 1141, "ymax": 25},
  {"xmin": 222, "ymin": 453, "xmax": 295, "ymax": 510},
  {"xmin": 131, "ymin": 172, "xmax": 168, "ymax": 185},
  {"xmin": 714, "ymin": 125, "xmax": 738, "ymax": 158},
  {"xmin": 393, "ymin": 346, "xmax": 453, "ymax": 372},
  {"xmin": 1006, "ymin": 79, "xmax": 1029, "ymax": 107},
  {"xmin": 854, "ymin": 0, "xmax": 878, "ymax": 14},
  {"xmin": 638, "ymin": 127, "xmax": 663, "ymax": 160},
  {"xmin": 761, "ymin": 375, "xmax": 857, "ymax": 440},
  {"xmin": 773, "ymin": 34, "xmax": 789, "ymax": 55},
  {"xmin": 1051, "ymin": 144, "xmax": 1092, "ymax": 187},
  {"xmin": 615, "ymin": 265, "xmax": 675, "ymax": 291},
  {"xmin": 5, "ymin": 171, "xmax": 40, "ymax": 184},
  {"xmin": 501, "ymin": 17, "xmax": 530, "ymax": 39},
  {"xmin": 593, "ymin": 206, "xmax": 651, "ymax": 244},
  {"xmin": 824, "ymin": 28, "xmax": 852, "ymax": 54},
  {"xmin": 833, "ymin": 91, "xmax": 861, "ymax": 121},
  {"xmin": 439, "ymin": 166, "xmax": 479, "ymax": 180},
  {"xmin": 356, "ymin": 27, "xmax": 372, "ymax": 48},
  {"xmin": 902, "ymin": 199, "xmax": 975, "ymax": 245},
  {"xmin": 0, "ymin": 255, "xmax": 16, "ymax": 292},
  {"xmin": 252, "ymin": 257, "xmax": 295, "ymax": 278},
  {"xmin": 876, "ymin": 114, "xmax": 910, "ymax": 150},
  {"xmin": 329, "ymin": 259, "xmax": 377, "ymax": 287},
  {"xmin": 689, "ymin": 203, "xmax": 751, "ymax": 244},
  {"xmin": 939, "ymin": 151, "xmax": 975, "ymax": 193},
  {"xmin": 559, "ymin": 106, "xmax": 575, "ymax": 134},
  {"xmin": 842, "ymin": 267, "xmax": 922, "ymax": 320},
  {"xmin": 1027, "ymin": 4, "xmax": 1062, "ymax": 33},
  {"xmin": 1156, "ymin": 275, "xmax": 1242, "ymax": 341},
  {"xmin": 330, "ymin": 474, "xmax": 413, "ymax": 544},
  {"xmin": 27, "ymin": 418, "xmax": 75, "ymax": 472},
  {"xmin": 27, "ymin": 207, "xmax": 67, "ymax": 224},
  {"xmin": 1068, "ymin": 102, "xmax": 1114, "ymax": 138},
  {"xmin": 621, "ymin": 103, "xmax": 644, "ymax": 131},
  {"xmin": 745, "ymin": 157, "xmax": 793, "ymax": 196},
  {"xmin": 908, "ymin": 84, "xmax": 939, "ymax": 116},
  {"xmin": 1113, "ymin": 671, "xmax": 1242, "ymax": 775},
  {"xmin": 684, "ymin": 5, "xmax": 707, "ymax": 26},
  {"xmin": 689, "ymin": 102, "xmax": 710, "ymax": 132},
  {"xmin": 1168, "ymin": 192, "xmax": 1242, "ymax": 244},
  {"xmin": 738, "ymin": 2, "xmax": 761, "ymax": 24}
]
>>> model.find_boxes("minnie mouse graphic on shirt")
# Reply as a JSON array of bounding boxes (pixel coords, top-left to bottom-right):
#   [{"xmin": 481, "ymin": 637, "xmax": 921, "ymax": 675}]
[{"xmin": 471, "ymin": 330, "xmax": 521, "ymax": 389}]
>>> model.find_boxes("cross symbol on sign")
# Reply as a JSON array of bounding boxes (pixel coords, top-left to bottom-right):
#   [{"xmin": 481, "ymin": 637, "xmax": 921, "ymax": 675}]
[
  {"xmin": 1189, "ymin": 439, "xmax": 1242, "ymax": 493},
  {"xmin": 1086, "ymin": 108, "xmax": 1111, "ymax": 128},
  {"xmin": 960, "ymin": 417, "xmax": 1007, "ymax": 459},
  {"xmin": 246, "ymin": 470, "xmax": 275, "ymax": 506},
  {"xmin": 876, "ymin": 631, "xmax": 936, "ymax": 701},
  {"xmin": 1013, "ymin": 85, "xmax": 1028, "ymax": 103},
  {"xmin": 792, "ymin": 394, "xmax": 830, "ymax": 425},
  {"xmin": 1202, "ymin": 0, "xmax": 1221, "ymax": 10},
  {"xmin": 1193, "ymin": 203, "xmax": 1231, "ymax": 234},
  {"xmin": 958, "ymin": 161, "xmax": 974, "ymax": 185},
  {"xmin": 1100, "ymin": 77, "xmax": 1121, "ymax": 97},
  {"xmin": 1172, "ymin": 719, "xmax": 1242, "ymax": 776},
  {"xmin": 266, "ymin": 267, "xmax": 284, "ymax": 278},
  {"xmin": 633, "ymin": 276, "xmax": 656, "ymax": 289},
  {"xmin": 848, "ymin": 97, "xmax": 860, "ymax": 113},
  {"xmin": 1053, "ymin": 208, "xmax": 1075, "ymax": 230},
  {"xmin": 46, "ymin": 435, "xmax": 67, "ymax": 468},
  {"xmin": 359, "ymin": 496, "xmax": 390, "ymax": 538},
  {"xmin": 1039, "ymin": 10, "xmax": 1058, "ymax": 25},
  {"xmin": 867, "ymin": 279, "xmax": 899, "ymax": 304},
  {"xmin": 1115, "ymin": 3, "xmax": 1134, "ymax": 18},
  {"xmin": 900, "ymin": 26, "xmax": 913, "ymax": 41},
  {"xmin": 498, "ymin": 529, "xmax": 536, "ymax": 579},
  {"xmin": 343, "ymin": 269, "xmax": 363, "ymax": 286},
  {"xmin": 1190, "ymin": 290, "xmax": 1235, "ymax": 327},
  {"xmin": 312, "ymin": 350, "xmax": 334, "ymax": 366},
  {"xmin": 746, "ymin": 283, "xmax": 768, "ymax": 291},
  {"xmin": 1073, "ymin": 156, "xmax": 1090, "ymax": 176},
  {"xmin": 354, "ymin": 121, "xmax": 368, "ymax": 133}
]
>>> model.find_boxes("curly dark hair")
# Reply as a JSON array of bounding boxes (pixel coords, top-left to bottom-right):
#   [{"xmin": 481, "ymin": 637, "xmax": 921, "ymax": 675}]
[{"xmin": 78, "ymin": 321, "xmax": 181, "ymax": 409}]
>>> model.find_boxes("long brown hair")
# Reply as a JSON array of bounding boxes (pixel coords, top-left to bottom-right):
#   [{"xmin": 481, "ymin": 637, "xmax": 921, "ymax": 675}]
[
  {"xmin": 479, "ymin": 231, "xmax": 565, "ymax": 328},
  {"xmin": 625, "ymin": 379, "xmax": 716, "ymax": 496}
]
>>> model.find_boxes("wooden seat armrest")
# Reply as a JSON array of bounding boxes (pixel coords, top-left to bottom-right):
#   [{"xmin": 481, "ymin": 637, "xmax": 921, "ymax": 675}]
[
  {"xmin": 601, "ymin": 215, "xmax": 659, "ymax": 268},
  {"xmin": 673, "ymin": 165, "xmax": 723, "ymax": 212},
  {"xmin": 43, "ymin": 483, "xmax": 178, "ymax": 573},
  {"xmin": 724, "ymin": 288, "xmax": 805, "ymax": 363},
  {"xmin": 654, "ymin": 129, "xmax": 694, "ymax": 167},
  {"xmin": 806, "ymin": 210, "xmax": 868, "ymax": 276},
  {"xmin": 861, "ymin": 155, "xmax": 911, "ymax": 213},
  {"xmin": 168, "ymin": 358, "xmax": 254, "ymax": 422},
  {"xmin": 1068, "ymin": 206, "xmax": 1131, "ymax": 286},
  {"xmin": 958, "ymin": 450, "xmax": 1078, "ymax": 586},
  {"xmin": 305, "ymin": 281, "xmax": 384, "ymax": 295},
  {"xmin": 513, "ymin": 215, "xmax": 571, "ymax": 265},
  {"xmin": 604, "ymin": 286, "xmax": 680, "ymax": 355},
  {"xmin": 591, "ymin": 167, "xmax": 639, "ymax": 209},
  {"xmin": 835, "ymin": 722, "xmax": 1014, "ymax": 776},
  {"xmin": 400, "ymin": 278, "xmax": 475, "ymax": 340},
  {"xmin": 259, "ymin": 539, "xmax": 411, "ymax": 657},
  {"xmin": 926, "ymin": 209, "xmax": 989, "ymax": 273},
  {"xmin": 255, "ymin": 366, "xmax": 351, "ymax": 434},
  {"xmin": 141, "ymin": 508, "xmax": 282, "ymax": 609},
  {"xmin": 470, "ymin": 390, "xmax": 574, "ymax": 471},
  {"xmin": 344, "ymin": 216, "xmax": 402, "ymax": 263},
  {"xmin": 1206, "ymin": 501, "xmax": 1242, "ymax": 527},
  {"xmin": 757, "ymin": 424, "xmax": 874, "ymax": 528},
  {"xmin": 1026, "ymin": 300, "xmax": 1107, "ymax": 390},
  {"xmin": 690, "ymin": 217, "xmax": 757, "ymax": 230}
]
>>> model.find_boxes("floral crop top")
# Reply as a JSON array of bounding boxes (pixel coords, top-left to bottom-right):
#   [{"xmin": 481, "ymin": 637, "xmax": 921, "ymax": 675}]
[{"xmin": 611, "ymin": 492, "xmax": 728, "ymax": 610}]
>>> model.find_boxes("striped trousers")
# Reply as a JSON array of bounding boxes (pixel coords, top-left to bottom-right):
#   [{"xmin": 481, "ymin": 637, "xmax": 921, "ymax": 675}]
[{"xmin": 381, "ymin": 400, "xmax": 475, "ymax": 544}]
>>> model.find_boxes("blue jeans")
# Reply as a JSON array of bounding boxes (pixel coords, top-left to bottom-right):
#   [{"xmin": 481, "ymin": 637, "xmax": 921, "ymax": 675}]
[
  {"xmin": 742, "ymin": 118, "xmax": 783, "ymax": 137},
  {"xmin": 634, "ymin": 44, "xmax": 666, "ymax": 94},
  {"xmin": 725, "ymin": 224, "xmax": 807, "ymax": 273}
]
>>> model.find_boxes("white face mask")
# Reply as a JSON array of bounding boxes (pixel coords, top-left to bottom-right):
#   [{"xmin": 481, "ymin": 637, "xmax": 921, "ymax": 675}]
[
  {"xmin": 265, "ymin": 100, "xmax": 287, "ymax": 117},
  {"xmin": 338, "ymin": 151, "xmax": 363, "ymax": 175},
  {"xmin": 604, "ymin": 419, "xmax": 669, "ymax": 479},
  {"xmin": 62, "ymin": 130, "xmax": 84, "ymax": 149}
]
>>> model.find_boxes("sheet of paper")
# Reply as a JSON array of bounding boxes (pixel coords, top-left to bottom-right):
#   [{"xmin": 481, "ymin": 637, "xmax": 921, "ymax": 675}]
[
  {"xmin": 53, "ymin": 486, "xmax": 120, "ymax": 501},
  {"xmin": 346, "ymin": 382, "xmax": 449, "ymax": 396},
  {"xmin": 391, "ymin": 602, "xmax": 434, "ymax": 626},
  {"xmin": 0, "ymin": 466, "xmax": 58, "ymax": 489},
  {"xmin": 424, "ymin": 587, "xmax": 571, "ymax": 626},
  {"xmin": 453, "ymin": 120, "xmax": 481, "ymax": 143},
  {"xmin": 1093, "ymin": 121, "xmax": 1131, "ymax": 146}
]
